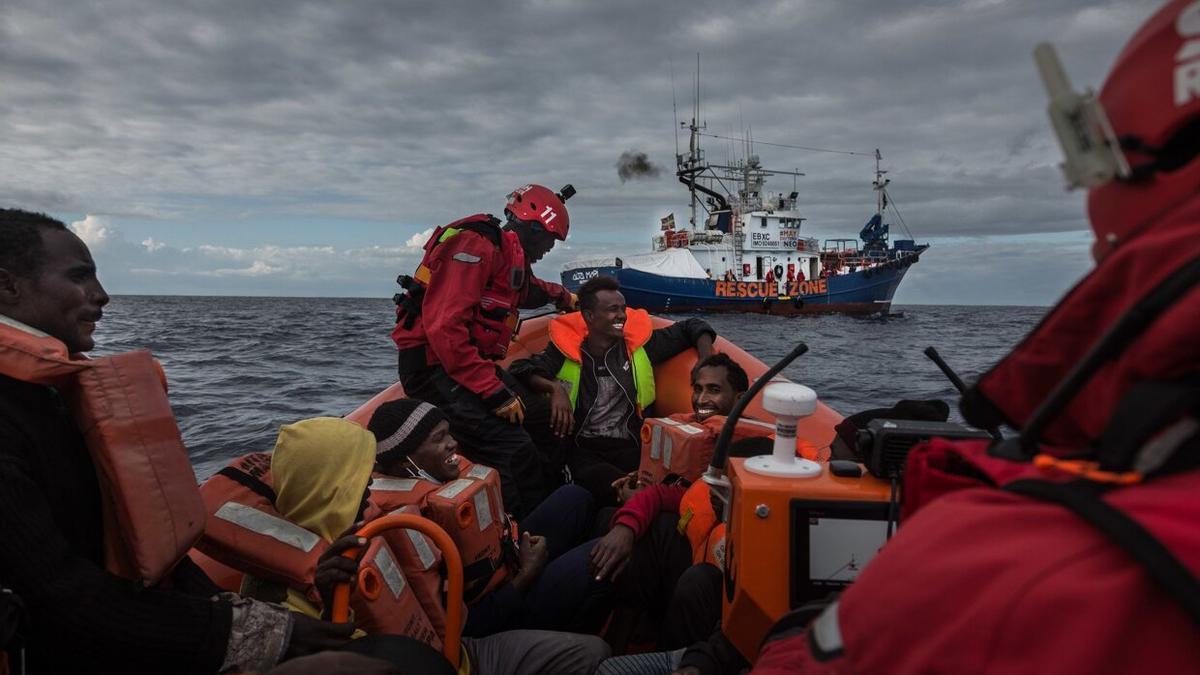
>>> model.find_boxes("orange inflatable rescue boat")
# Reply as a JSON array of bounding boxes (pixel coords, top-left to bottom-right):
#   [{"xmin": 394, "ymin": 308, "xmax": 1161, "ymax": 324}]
[{"xmin": 190, "ymin": 313, "xmax": 882, "ymax": 667}]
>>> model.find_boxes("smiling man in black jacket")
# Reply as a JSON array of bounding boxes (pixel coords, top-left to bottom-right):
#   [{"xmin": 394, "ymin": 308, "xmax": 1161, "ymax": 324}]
[{"xmin": 510, "ymin": 276, "xmax": 714, "ymax": 507}]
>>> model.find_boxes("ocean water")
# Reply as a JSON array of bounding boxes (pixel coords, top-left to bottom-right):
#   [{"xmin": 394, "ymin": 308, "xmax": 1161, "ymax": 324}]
[{"xmin": 92, "ymin": 296, "xmax": 1049, "ymax": 480}]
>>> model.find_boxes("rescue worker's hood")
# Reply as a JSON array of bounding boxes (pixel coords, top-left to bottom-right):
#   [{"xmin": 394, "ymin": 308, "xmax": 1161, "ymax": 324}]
[
  {"xmin": 548, "ymin": 307, "xmax": 653, "ymax": 362},
  {"xmin": 961, "ymin": 195, "xmax": 1200, "ymax": 452},
  {"xmin": 272, "ymin": 417, "xmax": 376, "ymax": 542}
]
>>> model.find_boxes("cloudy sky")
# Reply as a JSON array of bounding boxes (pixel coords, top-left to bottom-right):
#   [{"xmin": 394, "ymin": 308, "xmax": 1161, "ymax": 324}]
[{"xmin": 2, "ymin": 0, "xmax": 1159, "ymax": 305}]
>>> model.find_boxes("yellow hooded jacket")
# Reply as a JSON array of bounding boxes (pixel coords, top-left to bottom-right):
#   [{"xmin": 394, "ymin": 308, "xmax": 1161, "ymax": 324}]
[{"xmin": 240, "ymin": 417, "xmax": 376, "ymax": 622}]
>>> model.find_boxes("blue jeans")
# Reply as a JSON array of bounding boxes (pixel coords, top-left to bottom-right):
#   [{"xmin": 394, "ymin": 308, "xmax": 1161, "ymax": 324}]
[{"xmin": 464, "ymin": 485, "xmax": 612, "ymax": 636}]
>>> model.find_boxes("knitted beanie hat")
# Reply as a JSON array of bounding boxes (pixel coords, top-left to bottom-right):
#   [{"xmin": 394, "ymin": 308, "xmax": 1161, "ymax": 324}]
[{"xmin": 368, "ymin": 398, "xmax": 447, "ymax": 464}]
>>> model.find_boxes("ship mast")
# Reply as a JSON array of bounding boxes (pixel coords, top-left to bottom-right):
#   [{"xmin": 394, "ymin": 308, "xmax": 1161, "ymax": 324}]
[
  {"xmin": 873, "ymin": 148, "xmax": 889, "ymax": 215},
  {"xmin": 679, "ymin": 54, "xmax": 706, "ymax": 230}
]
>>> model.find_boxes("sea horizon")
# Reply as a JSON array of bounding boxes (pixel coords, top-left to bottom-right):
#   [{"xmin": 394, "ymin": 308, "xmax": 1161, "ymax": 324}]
[{"xmin": 105, "ymin": 293, "xmax": 1052, "ymax": 308}]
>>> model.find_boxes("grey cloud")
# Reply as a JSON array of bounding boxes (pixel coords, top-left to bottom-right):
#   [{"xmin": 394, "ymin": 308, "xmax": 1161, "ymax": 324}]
[{"xmin": 0, "ymin": 0, "xmax": 1162, "ymax": 303}]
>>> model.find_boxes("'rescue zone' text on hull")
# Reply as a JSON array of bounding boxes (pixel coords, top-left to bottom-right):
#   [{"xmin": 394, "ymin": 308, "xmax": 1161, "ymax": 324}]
[{"xmin": 714, "ymin": 279, "xmax": 829, "ymax": 298}]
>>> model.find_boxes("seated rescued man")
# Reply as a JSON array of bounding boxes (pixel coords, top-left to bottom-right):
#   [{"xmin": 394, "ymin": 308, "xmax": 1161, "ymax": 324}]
[
  {"xmin": 0, "ymin": 209, "xmax": 353, "ymax": 674},
  {"xmin": 509, "ymin": 275, "xmax": 715, "ymax": 507},
  {"xmin": 591, "ymin": 355, "xmax": 756, "ymax": 660},
  {"xmin": 261, "ymin": 414, "xmax": 610, "ymax": 675},
  {"xmin": 367, "ymin": 399, "xmax": 612, "ymax": 640}
]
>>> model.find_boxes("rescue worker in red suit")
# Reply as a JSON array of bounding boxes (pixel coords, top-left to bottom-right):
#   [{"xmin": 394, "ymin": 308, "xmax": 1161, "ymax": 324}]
[
  {"xmin": 752, "ymin": 2, "xmax": 1200, "ymax": 673},
  {"xmin": 391, "ymin": 184, "xmax": 578, "ymax": 519}
]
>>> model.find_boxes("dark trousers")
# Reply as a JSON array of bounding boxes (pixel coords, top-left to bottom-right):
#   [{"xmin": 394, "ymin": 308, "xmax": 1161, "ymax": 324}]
[
  {"xmin": 568, "ymin": 435, "xmax": 641, "ymax": 508},
  {"xmin": 519, "ymin": 392, "xmax": 570, "ymax": 492},
  {"xmin": 464, "ymin": 485, "xmax": 611, "ymax": 637},
  {"xmin": 613, "ymin": 513, "xmax": 707, "ymax": 648},
  {"xmin": 399, "ymin": 363, "xmax": 546, "ymax": 519},
  {"xmin": 662, "ymin": 563, "xmax": 723, "ymax": 649}
]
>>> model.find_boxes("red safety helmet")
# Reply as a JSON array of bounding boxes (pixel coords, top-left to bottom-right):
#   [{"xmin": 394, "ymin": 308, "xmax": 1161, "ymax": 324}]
[
  {"xmin": 1086, "ymin": 0, "xmax": 1200, "ymax": 259},
  {"xmin": 505, "ymin": 184, "xmax": 574, "ymax": 241}
]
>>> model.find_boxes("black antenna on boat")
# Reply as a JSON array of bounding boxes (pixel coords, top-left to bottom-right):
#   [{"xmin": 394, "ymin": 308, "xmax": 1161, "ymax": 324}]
[{"xmin": 923, "ymin": 346, "xmax": 1003, "ymax": 441}]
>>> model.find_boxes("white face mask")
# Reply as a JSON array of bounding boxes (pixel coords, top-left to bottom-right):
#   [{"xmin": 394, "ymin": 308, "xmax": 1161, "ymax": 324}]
[{"xmin": 407, "ymin": 456, "xmax": 442, "ymax": 485}]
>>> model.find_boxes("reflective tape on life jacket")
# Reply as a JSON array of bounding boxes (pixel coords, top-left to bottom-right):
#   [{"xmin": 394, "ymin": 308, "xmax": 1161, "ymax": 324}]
[
  {"xmin": 352, "ymin": 536, "xmax": 441, "ymax": 647},
  {"xmin": 369, "ymin": 473, "xmax": 442, "ymax": 513},
  {"xmin": 0, "ymin": 325, "xmax": 206, "ymax": 587},
  {"xmin": 197, "ymin": 453, "xmax": 326, "ymax": 588},
  {"xmin": 639, "ymin": 413, "xmax": 822, "ymax": 485},
  {"xmin": 425, "ymin": 475, "xmax": 513, "ymax": 603},
  {"xmin": 376, "ymin": 504, "xmax": 458, "ymax": 643}
]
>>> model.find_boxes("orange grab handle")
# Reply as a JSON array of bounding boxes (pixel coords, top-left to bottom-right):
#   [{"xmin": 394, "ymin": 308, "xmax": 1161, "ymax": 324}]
[{"xmin": 331, "ymin": 514, "xmax": 464, "ymax": 668}]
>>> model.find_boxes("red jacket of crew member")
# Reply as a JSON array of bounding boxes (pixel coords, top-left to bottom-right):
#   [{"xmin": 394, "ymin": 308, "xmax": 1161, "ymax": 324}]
[{"xmin": 391, "ymin": 219, "xmax": 571, "ymax": 399}]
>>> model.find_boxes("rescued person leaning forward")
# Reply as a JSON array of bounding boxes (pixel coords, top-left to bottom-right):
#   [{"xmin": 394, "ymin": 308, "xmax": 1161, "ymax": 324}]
[
  {"xmin": 510, "ymin": 275, "xmax": 715, "ymax": 507},
  {"xmin": 367, "ymin": 398, "xmax": 612, "ymax": 640},
  {"xmin": 251, "ymin": 414, "xmax": 610, "ymax": 675}
]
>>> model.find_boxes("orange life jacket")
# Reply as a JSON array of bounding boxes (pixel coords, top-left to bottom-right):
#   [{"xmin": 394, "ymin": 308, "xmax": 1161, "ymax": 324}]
[
  {"xmin": 369, "ymin": 474, "xmax": 442, "ymax": 513},
  {"xmin": 197, "ymin": 452, "xmax": 325, "ymax": 587},
  {"xmin": 353, "ymin": 536, "xmax": 440, "ymax": 647},
  {"xmin": 369, "ymin": 462, "xmax": 517, "ymax": 604},
  {"xmin": 677, "ymin": 480, "xmax": 726, "ymax": 569},
  {"xmin": 0, "ymin": 324, "xmax": 205, "ymax": 587},
  {"xmin": 375, "ymin": 504, "xmax": 460, "ymax": 643},
  {"xmin": 639, "ymin": 413, "xmax": 821, "ymax": 485},
  {"xmin": 197, "ymin": 453, "xmax": 441, "ymax": 644}
]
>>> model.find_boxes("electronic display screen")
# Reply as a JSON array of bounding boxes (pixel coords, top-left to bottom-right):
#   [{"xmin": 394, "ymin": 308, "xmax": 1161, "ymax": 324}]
[{"xmin": 790, "ymin": 500, "xmax": 890, "ymax": 607}]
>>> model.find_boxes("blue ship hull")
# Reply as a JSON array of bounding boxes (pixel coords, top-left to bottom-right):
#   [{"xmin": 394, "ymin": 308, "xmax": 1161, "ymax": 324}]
[{"xmin": 561, "ymin": 250, "xmax": 922, "ymax": 315}]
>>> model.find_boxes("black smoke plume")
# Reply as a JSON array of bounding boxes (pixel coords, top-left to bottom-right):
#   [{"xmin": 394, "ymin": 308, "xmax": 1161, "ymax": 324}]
[{"xmin": 616, "ymin": 151, "xmax": 662, "ymax": 182}]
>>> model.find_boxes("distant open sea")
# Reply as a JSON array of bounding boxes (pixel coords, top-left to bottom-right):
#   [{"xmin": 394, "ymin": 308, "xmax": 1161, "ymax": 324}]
[{"xmin": 92, "ymin": 297, "xmax": 1048, "ymax": 481}]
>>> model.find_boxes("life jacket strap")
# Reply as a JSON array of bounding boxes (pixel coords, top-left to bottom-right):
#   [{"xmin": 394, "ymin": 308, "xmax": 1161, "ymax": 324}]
[
  {"xmin": 1004, "ymin": 478, "xmax": 1200, "ymax": 627},
  {"xmin": 217, "ymin": 466, "xmax": 279, "ymax": 505}
]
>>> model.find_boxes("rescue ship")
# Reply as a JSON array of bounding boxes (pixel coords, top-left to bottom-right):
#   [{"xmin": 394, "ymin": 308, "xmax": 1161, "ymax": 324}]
[{"xmin": 560, "ymin": 94, "xmax": 929, "ymax": 315}]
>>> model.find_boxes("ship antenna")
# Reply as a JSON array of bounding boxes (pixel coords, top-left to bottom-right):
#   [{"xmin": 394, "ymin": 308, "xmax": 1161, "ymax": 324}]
[
  {"xmin": 671, "ymin": 58, "xmax": 680, "ymax": 159},
  {"xmin": 685, "ymin": 54, "xmax": 704, "ymax": 230}
]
